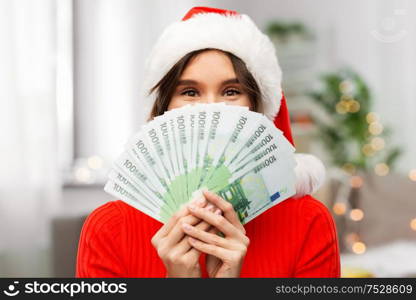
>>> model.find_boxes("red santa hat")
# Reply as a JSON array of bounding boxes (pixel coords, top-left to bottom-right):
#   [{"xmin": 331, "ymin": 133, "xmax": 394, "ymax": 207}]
[{"xmin": 142, "ymin": 6, "xmax": 325, "ymax": 197}]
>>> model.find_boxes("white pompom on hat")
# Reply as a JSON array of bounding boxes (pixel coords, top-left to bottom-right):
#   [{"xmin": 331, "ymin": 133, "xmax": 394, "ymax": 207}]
[{"xmin": 142, "ymin": 6, "xmax": 326, "ymax": 197}]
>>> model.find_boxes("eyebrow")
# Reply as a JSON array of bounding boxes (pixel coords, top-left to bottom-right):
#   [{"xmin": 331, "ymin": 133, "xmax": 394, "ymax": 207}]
[{"xmin": 177, "ymin": 78, "xmax": 239, "ymax": 86}]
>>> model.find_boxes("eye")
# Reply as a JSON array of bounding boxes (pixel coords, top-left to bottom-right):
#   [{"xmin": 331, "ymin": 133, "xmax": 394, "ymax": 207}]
[
  {"xmin": 181, "ymin": 89, "xmax": 199, "ymax": 97},
  {"xmin": 224, "ymin": 88, "xmax": 241, "ymax": 97}
]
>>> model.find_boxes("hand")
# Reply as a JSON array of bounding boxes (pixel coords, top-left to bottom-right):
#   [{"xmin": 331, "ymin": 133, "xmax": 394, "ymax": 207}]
[
  {"xmin": 151, "ymin": 197, "xmax": 217, "ymax": 277},
  {"xmin": 182, "ymin": 190, "xmax": 250, "ymax": 278}
]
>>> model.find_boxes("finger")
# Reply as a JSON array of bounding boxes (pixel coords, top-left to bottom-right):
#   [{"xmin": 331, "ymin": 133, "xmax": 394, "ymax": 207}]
[
  {"xmin": 188, "ymin": 237, "xmax": 232, "ymax": 261},
  {"xmin": 182, "ymin": 223, "xmax": 232, "ymax": 249},
  {"xmin": 181, "ymin": 221, "xmax": 224, "ymax": 260},
  {"xmin": 208, "ymin": 226, "xmax": 224, "ymax": 238},
  {"xmin": 167, "ymin": 219, "xmax": 214, "ymax": 264},
  {"xmin": 176, "ymin": 218, "xmax": 213, "ymax": 254},
  {"xmin": 182, "ymin": 243, "xmax": 201, "ymax": 264},
  {"xmin": 164, "ymin": 205, "xmax": 215, "ymax": 248},
  {"xmin": 187, "ymin": 203, "xmax": 239, "ymax": 237},
  {"xmin": 152, "ymin": 208, "xmax": 186, "ymax": 245},
  {"xmin": 156, "ymin": 197, "xmax": 207, "ymax": 239},
  {"xmin": 165, "ymin": 237, "xmax": 202, "ymax": 269},
  {"xmin": 203, "ymin": 190, "xmax": 245, "ymax": 234},
  {"xmin": 208, "ymin": 225, "xmax": 248, "ymax": 247},
  {"xmin": 184, "ymin": 202, "xmax": 218, "ymax": 234}
]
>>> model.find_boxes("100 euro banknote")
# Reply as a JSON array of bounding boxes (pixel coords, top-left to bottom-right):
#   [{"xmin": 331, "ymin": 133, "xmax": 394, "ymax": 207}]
[{"xmin": 105, "ymin": 103, "xmax": 296, "ymax": 224}]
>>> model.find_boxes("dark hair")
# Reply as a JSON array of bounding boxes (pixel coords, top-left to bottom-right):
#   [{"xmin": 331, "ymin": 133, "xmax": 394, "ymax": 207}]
[{"xmin": 147, "ymin": 48, "xmax": 262, "ymax": 121}]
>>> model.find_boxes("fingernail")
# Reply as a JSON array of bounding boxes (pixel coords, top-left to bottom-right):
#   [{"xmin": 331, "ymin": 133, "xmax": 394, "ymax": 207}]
[
  {"xmin": 196, "ymin": 197, "xmax": 206, "ymax": 206},
  {"xmin": 188, "ymin": 204, "xmax": 197, "ymax": 211},
  {"xmin": 206, "ymin": 204, "xmax": 214, "ymax": 211},
  {"xmin": 215, "ymin": 208, "xmax": 221, "ymax": 215},
  {"xmin": 182, "ymin": 223, "xmax": 192, "ymax": 231}
]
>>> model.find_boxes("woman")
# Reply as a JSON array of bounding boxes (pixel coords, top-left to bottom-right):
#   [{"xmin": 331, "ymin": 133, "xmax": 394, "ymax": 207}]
[{"xmin": 76, "ymin": 7, "xmax": 340, "ymax": 278}]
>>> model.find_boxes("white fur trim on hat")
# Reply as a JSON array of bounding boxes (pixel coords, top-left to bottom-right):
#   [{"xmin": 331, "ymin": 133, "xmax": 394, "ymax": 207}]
[
  {"xmin": 142, "ymin": 12, "xmax": 282, "ymax": 121},
  {"xmin": 293, "ymin": 153, "xmax": 326, "ymax": 198}
]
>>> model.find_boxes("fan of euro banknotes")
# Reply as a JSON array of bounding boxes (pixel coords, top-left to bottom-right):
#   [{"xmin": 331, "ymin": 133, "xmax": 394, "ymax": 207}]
[{"xmin": 104, "ymin": 102, "xmax": 297, "ymax": 224}]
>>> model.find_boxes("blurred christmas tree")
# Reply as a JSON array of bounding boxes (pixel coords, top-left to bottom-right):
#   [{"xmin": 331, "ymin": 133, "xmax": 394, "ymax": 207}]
[
  {"xmin": 309, "ymin": 69, "xmax": 402, "ymax": 175},
  {"xmin": 309, "ymin": 69, "xmax": 402, "ymax": 257}
]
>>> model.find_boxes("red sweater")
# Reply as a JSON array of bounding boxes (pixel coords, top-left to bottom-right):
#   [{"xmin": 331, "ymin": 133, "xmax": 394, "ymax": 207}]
[{"xmin": 76, "ymin": 195, "xmax": 340, "ymax": 277}]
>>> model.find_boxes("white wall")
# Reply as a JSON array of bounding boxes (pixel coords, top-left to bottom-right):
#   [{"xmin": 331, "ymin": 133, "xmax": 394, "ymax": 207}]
[{"xmin": 73, "ymin": 0, "xmax": 219, "ymax": 161}]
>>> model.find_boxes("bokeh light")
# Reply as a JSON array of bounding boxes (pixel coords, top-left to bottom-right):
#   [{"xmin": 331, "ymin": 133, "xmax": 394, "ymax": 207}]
[
  {"xmin": 350, "ymin": 176, "xmax": 363, "ymax": 188},
  {"xmin": 370, "ymin": 137, "xmax": 385, "ymax": 151},
  {"xmin": 333, "ymin": 202, "xmax": 347, "ymax": 215},
  {"xmin": 362, "ymin": 144, "xmax": 375, "ymax": 156},
  {"xmin": 339, "ymin": 80, "xmax": 354, "ymax": 94},
  {"xmin": 352, "ymin": 242, "xmax": 366, "ymax": 254},
  {"xmin": 350, "ymin": 209, "xmax": 364, "ymax": 221},
  {"xmin": 369, "ymin": 122, "xmax": 384, "ymax": 135},
  {"xmin": 409, "ymin": 169, "xmax": 416, "ymax": 181},
  {"xmin": 366, "ymin": 112, "xmax": 379, "ymax": 123},
  {"xmin": 74, "ymin": 167, "xmax": 92, "ymax": 183},
  {"xmin": 345, "ymin": 233, "xmax": 360, "ymax": 244},
  {"xmin": 410, "ymin": 218, "xmax": 416, "ymax": 231},
  {"xmin": 342, "ymin": 163, "xmax": 357, "ymax": 175},
  {"xmin": 374, "ymin": 163, "xmax": 389, "ymax": 176},
  {"xmin": 87, "ymin": 155, "xmax": 103, "ymax": 170}
]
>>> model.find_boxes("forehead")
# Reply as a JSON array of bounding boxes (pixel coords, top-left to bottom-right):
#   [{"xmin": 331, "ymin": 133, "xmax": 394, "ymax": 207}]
[{"xmin": 180, "ymin": 50, "xmax": 236, "ymax": 81}]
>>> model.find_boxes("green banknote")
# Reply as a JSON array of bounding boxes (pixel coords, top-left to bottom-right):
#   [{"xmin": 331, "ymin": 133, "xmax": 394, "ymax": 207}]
[{"xmin": 105, "ymin": 103, "xmax": 297, "ymax": 224}]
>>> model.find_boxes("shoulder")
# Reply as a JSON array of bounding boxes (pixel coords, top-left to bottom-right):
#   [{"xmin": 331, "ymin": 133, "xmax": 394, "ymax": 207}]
[
  {"xmin": 79, "ymin": 201, "xmax": 125, "ymax": 243},
  {"xmin": 279, "ymin": 195, "xmax": 335, "ymax": 227},
  {"xmin": 295, "ymin": 195, "xmax": 337, "ymax": 240},
  {"xmin": 288, "ymin": 196, "xmax": 340, "ymax": 277},
  {"xmin": 272, "ymin": 195, "xmax": 339, "ymax": 249},
  {"xmin": 80, "ymin": 199, "xmax": 162, "ymax": 239},
  {"xmin": 269, "ymin": 195, "xmax": 341, "ymax": 277},
  {"xmin": 77, "ymin": 200, "xmax": 163, "ymax": 277},
  {"xmin": 298, "ymin": 195, "xmax": 334, "ymax": 221},
  {"xmin": 301, "ymin": 196, "xmax": 337, "ymax": 235},
  {"xmin": 76, "ymin": 201, "xmax": 126, "ymax": 277}
]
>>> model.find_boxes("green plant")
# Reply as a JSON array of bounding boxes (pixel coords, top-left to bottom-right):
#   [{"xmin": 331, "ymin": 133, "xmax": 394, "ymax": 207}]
[
  {"xmin": 265, "ymin": 21, "xmax": 312, "ymax": 40},
  {"xmin": 308, "ymin": 68, "xmax": 401, "ymax": 174}
]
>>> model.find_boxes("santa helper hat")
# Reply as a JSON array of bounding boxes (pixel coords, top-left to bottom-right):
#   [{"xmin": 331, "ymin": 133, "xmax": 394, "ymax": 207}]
[{"xmin": 142, "ymin": 7, "xmax": 325, "ymax": 197}]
